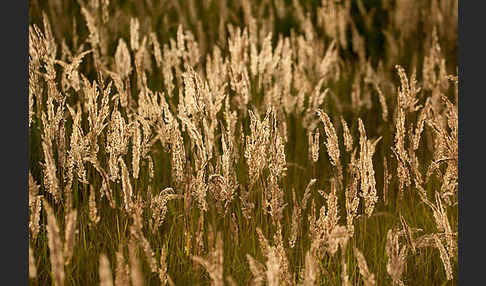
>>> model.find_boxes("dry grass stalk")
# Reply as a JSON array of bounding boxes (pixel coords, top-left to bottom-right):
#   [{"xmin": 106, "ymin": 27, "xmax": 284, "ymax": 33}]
[
  {"xmin": 192, "ymin": 232, "xmax": 224, "ymax": 286},
  {"xmin": 99, "ymin": 253, "xmax": 114, "ymax": 286},
  {"xmin": 399, "ymin": 214, "xmax": 416, "ymax": 254},
  {"xmin": 89, "ymin": 186, "xmax": 100, "ymax": 226},
  {"xmin": 289, "ymin": 189, "xmax": 302, "ymax": 248},
  {"xmin": 63, "ymin": 209, "xmax": 78, "ymax": 265},
  {"xmin": 29, "ymin": 243, "xmax": 37, "ymax": 279},
  {"xmin": 115, "ymin": 244, "xmax": 130, "ymax": 286},
  {"xmin": 385, "ymin": 229, "xmax": 408, "ymax": 286},
  {"xmin": 130, "ymin": 200, "xmax": 158, "ymax": 274},
  {"xmin": 128, "ymin": 239, "xmax": 144, "ymax": 286},
  {"xmin": 354, "ymin": 247, "xmax": 376, "ymax": 286},
  {"xmin": 300, "ymin": 251, "xmax": 319, "ymax": 286},
  {"xmin": 383, "ymin": 156, "xmax": 390, "ymax": 205},
  {"xmin": 266, "ymin": 247, "xmax": 280, "ymax": 286},
  {"xmin": 44, "ymin": 200, "xmax": 65, "ymax": 286},
  {"xmin": 374, "ymin": 82, "xmax": 389, "ymax": 122},
  {"xmin": 434, "ymin": 234, "xmax": 453, "ymax": 281}
]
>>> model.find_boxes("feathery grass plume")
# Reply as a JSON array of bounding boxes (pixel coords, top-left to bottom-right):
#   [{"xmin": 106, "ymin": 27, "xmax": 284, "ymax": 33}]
[
  {"xmin": 304, "ymin": 81, "xmax": 327, "ymax": 130},
  {"xmin": 385, "ymin": 228, "xmax": 408, "ymax": 286},
  {"xmin": 340, "ymin": 238, "xmax": 351, "ymax": 286},
  {"xmin": 41, "ymin": 130, "xmax": 61, "ymax": 203},
  {"xmin": 396, "ymin": 65, "xmax": 421, "ymax": 113},
  {"xmin": 434, "ymin": 234, "xmax": 453, "ymax": 281},
  {"xmin": 220, "ymin": 125, "xmax": 238, "ymax": 211},
  {"xmin": 101, "ymin": 0, "xmax": 109, "ymax": 23},
  {"xmin": 80, "ymin": 5, "xmax": 100, "ymax": 69},
  {"xmin": 117, "ymin": 158, "xmax": 133, "ymax": 210},
  {"xmin": 150, "ymin": 188, "xmax": 178, "ymax": 234},
  {"xmin": 29, "ymin": 243, "xmax": 37, "ymax": 279},
  {"xmin": 227, "ymin": 26, "xmax": 251, "ymax": 111},
  {"xmin": 89, "ymin": 186, "xmax": 100, "ymax": 226},
  {"xmin": 415, "ymin": 233, "xmax": 437, "ymax": 249},
  {"xmin": 43, "ymin": 200, "xmax": 65, "ymax": 286},
  {"xmin": 133, "ymin": 37, "xmax": 149, "ymax": 91},
  {"xmin": 426, "ymin": 192, "xmax": 456, "ymax": 258},
  {"xmin": 423, "ymin": 27, "xmax": 447, "ymax": 91},
  {"xmin": 161, "ymin": 43, "xmax": 176, "ymax": 97},
  {"xmin": 300, "ymin": 251, "xmax": 319, "ymax": 286},
  {"xmin": 245, "ymin": 109, "xmax": 271, "ymax": 189},
  {"xmin": 358, "ymin": 119, "xmax": 381, "ymax": 217},
  {"xmin": 273, "ymin": 222, "xmax": 293, "ymax": 285},
  {"xmin": 41, "ymin": 11, "xmax": 57, "ymax": 60},
  {"xmin": 56, "ymin": 48, "xmax": 92, "ymax": 93},
  {"xmin": 193, "ymin": 232, "xmax": 224, "ymax": 286},
  {"xmin": 99, "ymin": 253, "xmax": 114, "ymax": 286},
  {"xmin": 256, "ymin": 227, "xmax": 271, "ymax": 257},
  {"xmin": 29, "ymin": 173, "xmax": 42, "ymax": 240},
  {"xmin": 130, "ymin": 17, "xmax": 140, "ymax": 51},
  {"xmin": 28, "ymin": 59, "xmax": 41, "ymax": 127},
  {"xmin": 63, "ymin": 209, "xmax": 78, "ymax": 266},
  {"xmin": 302, "ymin": 178, "xmax": 317, "ymax": 211},
  {"xmin": 106, "ymin": 109, "xmax": 130, "ymax": 182},
  {"xmin": 353, "ymin": 247, "xmax": 376, "ymax": 286},
  {"xmin": 266, "ymin": 113, "xmax": 288, "ymax": 223},
  {"xmin": 115, "ymin": 244, "xmax": 130, "ymax": 286},
  {"xmin": 311, "ymin": 181, "xmax": 349, "ymax": 258},
  {"xmin": 240, "ymin": 186, "xmax": 255, "ymax": 221},
  {"xmin": 207, "ymin": 174, "xmax": 227, "ymax": 213},
  {"xmin": 114, "ymin": 39, "xmax": 132, "ymax": 80},
  {"xmin": 128, "ymin": 239, "xmax": 144, "ymax": 286},
  {"xmin": 374, "ymin": 82, "xmax": 389, "ymax": 122},
  {"xmin": 316, "ymin": 109, "xmax": 342, "ymax": 180},
  {"xmin": 163, "ymin": 110, "xmax": 186, "ymax": 186},
  {"xmin": 66, "ymin": 104, "xmax": 90, "ymax": 185},
  {"xmin": 189, "ymin": 160, "xmax": 209, "ymax": 212},
  {"xmin": 392, "ymin": 106, "xmax": 411, "ymax": 196},
  {"xmin": 150, "ymin": 32, "xmax": 163, "ymax": 68},
  {"xmin": 340, "ymin": 117, "xmax": 353, "ymax": 152},
  {"xmin": 82, "ymin": 76, "xmax": 111, "ymax": 153}
]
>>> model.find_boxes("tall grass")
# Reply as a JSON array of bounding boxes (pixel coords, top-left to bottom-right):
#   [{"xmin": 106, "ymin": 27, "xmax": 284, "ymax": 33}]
[{"xmin": 29, "ymin": 0, "xmax": 458, "ymax": 285}]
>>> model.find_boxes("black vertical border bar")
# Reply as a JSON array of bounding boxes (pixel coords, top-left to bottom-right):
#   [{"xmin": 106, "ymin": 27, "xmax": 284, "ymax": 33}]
[
  {"xmin": 0, "ymin": 0, "xmax": 29, "ymax": 283},
  {"xmin": 459, "ymin": 0, "xmax": 486, "ymax": 284}
]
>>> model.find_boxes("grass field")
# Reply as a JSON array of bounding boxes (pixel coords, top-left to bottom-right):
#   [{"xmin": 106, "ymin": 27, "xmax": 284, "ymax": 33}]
[{"xmin": 28, "ymin": 0, "xmax": 458, "ymax": 285}]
